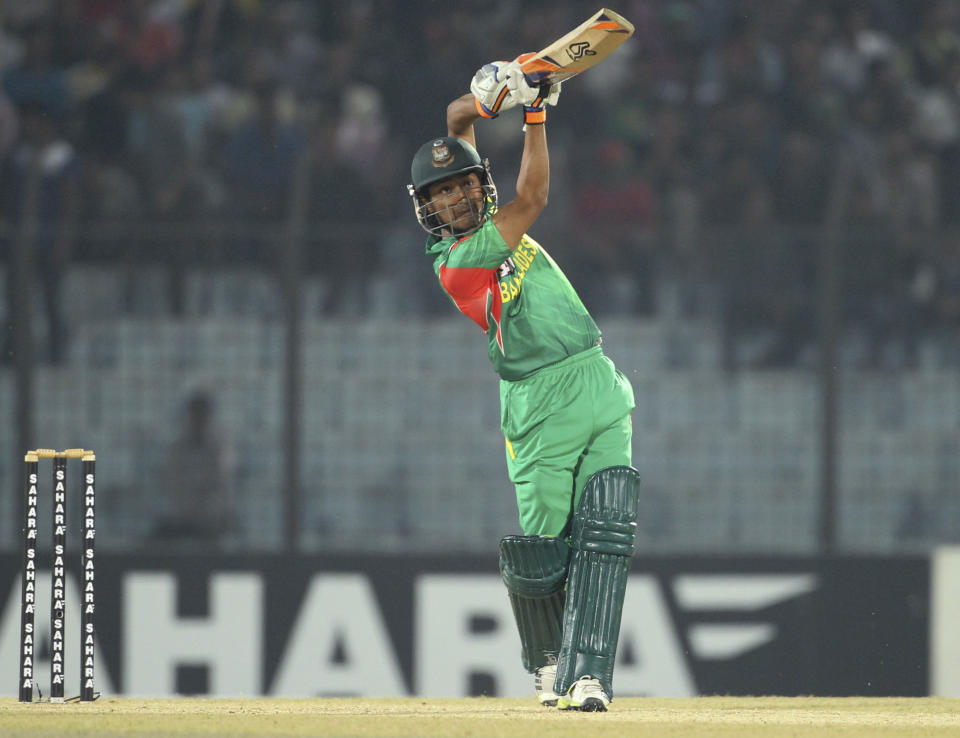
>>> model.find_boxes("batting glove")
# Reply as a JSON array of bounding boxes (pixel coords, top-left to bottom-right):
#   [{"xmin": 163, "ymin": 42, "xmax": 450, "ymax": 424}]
[
  {"xmin": 471, "ymin": 60, "xmax": 519, "ymax": 118},
  {"xmin": 471, "ymin": 56, "xmax": 562, "ymax": 119},
  {"xmin": 510, "ymin": 52, "xmax": 562, "ymax": 107},
  {"xmin": 522, "ymin": 83, "xmax": 561, "ymax": 125}
]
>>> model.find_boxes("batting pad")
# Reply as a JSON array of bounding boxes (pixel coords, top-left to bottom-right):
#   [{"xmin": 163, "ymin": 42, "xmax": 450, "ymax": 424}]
[
  {"xmin": 499, "ymin": 535, "xmax": 571, "ymax": 673},
  {"xmin": 554, "ymin": 465, "xmax": 641, "ymax": 697}
]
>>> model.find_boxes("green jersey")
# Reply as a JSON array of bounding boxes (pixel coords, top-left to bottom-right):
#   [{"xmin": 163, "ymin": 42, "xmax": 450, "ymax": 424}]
[{"xmin": 426, "ymin": 219, "xmax": 600, "ymax": 380}]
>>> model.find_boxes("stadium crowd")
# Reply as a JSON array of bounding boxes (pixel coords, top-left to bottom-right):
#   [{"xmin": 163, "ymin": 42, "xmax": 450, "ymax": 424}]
[{"xmin": 1, "ymin": 0, "xmax": 960, "ymax": 368}]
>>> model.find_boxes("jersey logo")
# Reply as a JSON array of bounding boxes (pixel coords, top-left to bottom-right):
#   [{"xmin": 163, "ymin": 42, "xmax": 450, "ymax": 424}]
[{"xmin": 497, "ymin": 258, "xmax": 516, "ymax": 279}]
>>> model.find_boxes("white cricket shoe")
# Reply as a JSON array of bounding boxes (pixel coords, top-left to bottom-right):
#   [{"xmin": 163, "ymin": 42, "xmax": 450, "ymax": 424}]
[
  {"xmin": 534, "ymin": 662, "xmax": 561, "ymax": 706},
  {"xmin": 557, "ymin": 675, "xmax": 610, "ymax": 712}
]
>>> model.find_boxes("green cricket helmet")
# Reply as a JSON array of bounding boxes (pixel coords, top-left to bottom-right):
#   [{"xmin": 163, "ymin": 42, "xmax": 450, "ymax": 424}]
[{"xmin": 407, "ymin": 136, "xmax": 497, "ymax": 237}]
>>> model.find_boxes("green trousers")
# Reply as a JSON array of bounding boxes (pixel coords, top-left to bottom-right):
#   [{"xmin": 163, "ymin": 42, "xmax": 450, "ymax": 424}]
[{"xmin": 500, "ymin": 345, "xmax": 635, "ymax": 536}]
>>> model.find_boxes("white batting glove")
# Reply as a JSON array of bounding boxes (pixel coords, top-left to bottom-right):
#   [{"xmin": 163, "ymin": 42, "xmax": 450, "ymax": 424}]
[
  {"xmin": 470, "ymin": 60, "xmax": 519, "ymax": 118},
  {"xmin": 510, "ymin": 53, "xmax": 563, "ymax": 107},
  {"xmin": 504, "ymin": 66, "xmax": 539, "ymax": 107},
  {"xmin": 520, "ymin": 81, "xmax": 562, "ymax": 128},
  {"xmin": 471, "ymin": 58, "xmax": 563, "ymax": 121}
]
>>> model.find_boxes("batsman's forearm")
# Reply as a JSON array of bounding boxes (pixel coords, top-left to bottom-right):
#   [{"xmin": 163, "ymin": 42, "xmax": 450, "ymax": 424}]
[
  {"xmin": 447, "ymin": 93, "xmax": 481, "ymax": 142},
  {"xmin": 515, "ymin": 123, "xmax": 549, "ymax": 209}
]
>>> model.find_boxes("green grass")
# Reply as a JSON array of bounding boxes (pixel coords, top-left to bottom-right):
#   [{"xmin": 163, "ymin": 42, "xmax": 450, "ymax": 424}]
[{"xmin": 1, "ymin": 696, "xmax": 959, "ymax": 737}]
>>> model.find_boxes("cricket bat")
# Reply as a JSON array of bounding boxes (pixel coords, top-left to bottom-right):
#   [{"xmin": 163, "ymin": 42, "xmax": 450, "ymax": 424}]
[{"xmin": 517, "ymin": 8, "xmax": 634, "ymax": 86}]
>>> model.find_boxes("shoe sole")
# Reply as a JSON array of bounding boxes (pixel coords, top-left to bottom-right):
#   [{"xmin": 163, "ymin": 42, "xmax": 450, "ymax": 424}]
[{"xmin": 557, "ymin": 697, "xmax": 608, "ymax": 712}]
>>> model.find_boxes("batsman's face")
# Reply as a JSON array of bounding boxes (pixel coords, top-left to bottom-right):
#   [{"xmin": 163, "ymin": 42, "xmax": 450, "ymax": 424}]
[{"xmin": 425, "ymin": 173, "xmax": 486, "ymax": 233}]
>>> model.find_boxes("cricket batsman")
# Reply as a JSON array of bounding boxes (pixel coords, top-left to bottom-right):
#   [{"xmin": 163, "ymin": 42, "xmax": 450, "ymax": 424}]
[{"xmin": 407, "ymin": 58, "xmax": 641, "ymax": 711}]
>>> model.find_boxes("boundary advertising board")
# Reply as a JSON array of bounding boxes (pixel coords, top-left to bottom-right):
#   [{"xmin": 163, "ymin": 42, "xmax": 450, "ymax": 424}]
[{"xmin": 0, "ymin": 554, "xmax": 929, "ymax": 698}]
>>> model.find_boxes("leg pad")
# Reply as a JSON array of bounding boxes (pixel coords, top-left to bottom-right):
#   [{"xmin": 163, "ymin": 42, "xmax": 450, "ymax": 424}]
[
  {"xmin": 554, "ymin": 465, "xmax": 641, "ymax": 698},
  {"xmin": 499, "ymin": 535, "xmax": 570, "ymax": 672}
]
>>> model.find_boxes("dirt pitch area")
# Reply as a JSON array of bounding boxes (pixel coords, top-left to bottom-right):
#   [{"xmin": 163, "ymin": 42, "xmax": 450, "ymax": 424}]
[{"xmin": 1, "ymin": 696, "xmax": 959, "ymax": 737}]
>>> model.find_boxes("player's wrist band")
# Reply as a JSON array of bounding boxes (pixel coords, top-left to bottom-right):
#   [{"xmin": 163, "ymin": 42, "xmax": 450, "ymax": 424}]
[
  {"xmin": 523, "ymin": 105, "xmax": 546, "ymax": 125},
  {"xmin": 475, "ymin": 97, "xmax": 499, "ymax": 119}
]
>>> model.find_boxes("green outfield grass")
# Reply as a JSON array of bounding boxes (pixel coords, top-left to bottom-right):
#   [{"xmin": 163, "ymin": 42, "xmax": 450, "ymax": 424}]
[{"xmin": 1, "ymin": 696, "xmax": 959, "ymax": 737}]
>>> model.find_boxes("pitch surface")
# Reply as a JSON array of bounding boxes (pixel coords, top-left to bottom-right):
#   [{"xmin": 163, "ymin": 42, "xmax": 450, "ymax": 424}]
[{"xmin": 1, "ymin": 696, "xmax": 959, "ymax": 737}]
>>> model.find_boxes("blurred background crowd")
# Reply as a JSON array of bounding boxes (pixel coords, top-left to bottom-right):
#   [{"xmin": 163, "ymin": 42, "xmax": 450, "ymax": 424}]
[
  {"xmin": 0, "ymin": 0, "xmax": 959, "ymax": 555},
  {"xmin": 1, "ymin": 0, "xmax": 960, "ymax": 366}
]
